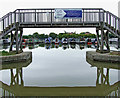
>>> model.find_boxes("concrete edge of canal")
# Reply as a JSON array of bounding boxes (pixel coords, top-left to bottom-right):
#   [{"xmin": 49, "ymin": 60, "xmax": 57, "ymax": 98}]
[
  {"xmin": 86, "ymin": 51, "xmax": 120, "ymax": 63},
  {"xmin": 0, "ymin": 52, "xmax": 32, "ymax": 63}
]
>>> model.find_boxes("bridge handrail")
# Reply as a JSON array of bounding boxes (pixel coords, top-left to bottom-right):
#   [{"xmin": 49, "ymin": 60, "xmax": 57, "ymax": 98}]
[{"xmin": 0, "ymin": 8, "xmax": 120, "ymax": 35}]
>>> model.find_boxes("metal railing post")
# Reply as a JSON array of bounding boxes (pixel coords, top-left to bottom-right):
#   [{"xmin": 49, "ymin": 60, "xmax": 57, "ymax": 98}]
[
  {"xmin": 14, "ymin": 11, "xmax": 16, "ymax": 25},
  {"xmin": 8, "ymin": 13, "xmax": 9, "ymax": 26},
  {"xmin": 83, "ymin": 9, "xmax": 85, "ymax": 25},
  {"xmin": 99, "ymin": 9, "xmax": 101, "ymax": 22},
  {"xmin": 18, "ymin": 10, "xmax": 20, "ymax": 23},
  {"xmin": 3, "ymin": 19, "xmax": 4, "ymax": 32},
  {"xmin": 109, "ymin": 14, "xmax": 111, "ymax": 26},
  {"xmin": 115, "ymin": 18, "xmax": 116, "ymax": 30},
  {"xmin": 11, "ymin": 12, "xmax": 12, "ymax": 24},
  {"xmin": 103, "ymin": 10, "xmax": 105, "ymax": 22},
  {"xmin": 51, "ymin": 9, "xmax": 52, "ymax": 25},
  {"xmin": 119, "ymin": 18, "xmax": 120, "ymax": 32},
  {"xmin": 106, "ymin": 11, "xmax": 108, "ymax": 24},
  {"xmin": 35, "ymin": 9, "xmax": 36, "ymax": 24}
]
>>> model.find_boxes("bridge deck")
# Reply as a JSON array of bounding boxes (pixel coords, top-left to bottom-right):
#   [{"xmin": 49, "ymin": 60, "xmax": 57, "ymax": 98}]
[{"xmin": 0, "ymin": 8, "xmax": 120, "ymax": 38}]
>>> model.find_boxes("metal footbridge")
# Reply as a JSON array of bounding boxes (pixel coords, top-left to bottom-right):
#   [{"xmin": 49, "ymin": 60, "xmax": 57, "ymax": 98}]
[{"xmin": 0, "ymin": 8, "xmax": 120, "ymax": 53}]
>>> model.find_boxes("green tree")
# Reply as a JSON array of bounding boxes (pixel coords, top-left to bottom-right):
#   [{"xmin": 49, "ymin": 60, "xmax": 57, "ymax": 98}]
[
  {"xmin": 49, "ymin": 32, "xmax": 57, "ymax": 39},
  {"xmin": 23, "ymin": 35, "xmax": 29, "ymax": 39},
  {"xmin": 33, "ymin": 32, "xmax": 39, "ymax": 38},
  {"xmin": 28, "ymin": 34, "xmax": 33, "ymax": 39}
]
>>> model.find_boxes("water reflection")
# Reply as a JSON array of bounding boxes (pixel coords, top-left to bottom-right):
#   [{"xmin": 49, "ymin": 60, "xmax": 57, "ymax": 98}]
[
  {"xmin": 70, "ymin": 44, "xmax": 76, "ymax": 49},
  {"xmin": 62, "ymin": 44, "xmax": 69, "ymax": 50},
  {"xmin": 0, "ymin": 59, "xmax": 32, "ymax": 97},
  {"xmin": 0, "ymin": 58, "xmax": 119, "ymax": 96},
  {"xmin": 86, "ymin": 58, "xmax": 120, "ymax": 96},
  {"xmin": 79, "ymin": 44, "xmax": 85, "ymax": 50},
  {"xmin": 1, "ymin": 43, "xmax": 98, "ymax": 51}
]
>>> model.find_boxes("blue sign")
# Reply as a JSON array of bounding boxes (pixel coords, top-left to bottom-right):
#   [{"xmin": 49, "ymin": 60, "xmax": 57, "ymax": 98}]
[{"xmin": 55, "ymin": 9, "xmax": 82, "ymax": 19}]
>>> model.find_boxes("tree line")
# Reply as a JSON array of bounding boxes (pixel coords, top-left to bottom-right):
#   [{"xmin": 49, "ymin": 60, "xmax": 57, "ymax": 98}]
[
  {"xmin": 3, "ymin": 32, "xmax": 117, "ymax": 39},
  {"xmin": 23, "ymin": 32, "xmax": 96, "ymax": 40}
]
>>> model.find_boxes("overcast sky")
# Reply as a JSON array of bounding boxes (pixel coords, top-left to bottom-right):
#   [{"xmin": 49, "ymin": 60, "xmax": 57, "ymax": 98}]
[{"xmin": 0, "ymin": 0, "xmax": 120, "ymax": 35}]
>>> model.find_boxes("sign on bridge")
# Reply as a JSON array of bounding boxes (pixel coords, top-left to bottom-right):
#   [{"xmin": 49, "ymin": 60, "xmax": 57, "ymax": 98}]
[{"xmin": 55, "ymin": 9, "xmax": 82, "ymax": 19}]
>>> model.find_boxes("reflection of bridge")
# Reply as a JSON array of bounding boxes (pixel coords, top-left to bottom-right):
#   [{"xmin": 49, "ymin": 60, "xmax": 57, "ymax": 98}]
[
  {"xmin": 0, "ymin": 81, "xmax": 119, "ymax": 96},
  {"xmin": 0, "ymin": 8, "xmax": 120, "ymax": 53},
  {"xmin": 0, "ymin": 59, "xmax": 119, "ymax": 96}
]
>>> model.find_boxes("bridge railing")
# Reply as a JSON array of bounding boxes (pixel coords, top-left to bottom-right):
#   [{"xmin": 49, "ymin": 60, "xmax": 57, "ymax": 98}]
[
  {"xmin": 0, "ymin": 12, "xmax": 15, "ymax": 32},
  {"xmin": 15, "ymin": 8, "xmax": 104, "ymax": 24},
  {"xmin": 104, "ymin": 10, "xmax": 120, "ymax": 33},
  {"xmin": 0, "ymin": 8, "xmax": 120, "ymax": 34}
]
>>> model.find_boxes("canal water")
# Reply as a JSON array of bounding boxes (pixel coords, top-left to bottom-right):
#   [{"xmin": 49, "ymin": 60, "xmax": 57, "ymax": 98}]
[{"xmin": 0, "ymin": 44, "xmax": 119, "ymax": 96}]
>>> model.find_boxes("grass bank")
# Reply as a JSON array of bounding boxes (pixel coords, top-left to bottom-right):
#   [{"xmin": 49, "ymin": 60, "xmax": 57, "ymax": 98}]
[
  {"xmin": 110, "ymin": 51, "xmax": 120, "ymax": 56},
  {"xmin": 0, "ymin": 51, "xmax": 16, "ymax": 56}
]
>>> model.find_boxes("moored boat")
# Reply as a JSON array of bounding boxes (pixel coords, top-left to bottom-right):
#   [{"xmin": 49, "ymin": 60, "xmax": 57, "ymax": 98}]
[
  {"xmin": 55, "ymin": 38, "xmax": 59, "ymax": 44},
  {"xmin": 45, "ymin": 38, "xmax": 51, "ymax": 44},
  {"xmin": 62, "ymin": 38, "xmax": 68, "ymax": 44},
  {"xmin": 86, "ymin": 38, "xmax": 92, "ymax": 45},
  {"xmin": 70, "ymin": 38, "xmax": 76, "ymax": 44}
]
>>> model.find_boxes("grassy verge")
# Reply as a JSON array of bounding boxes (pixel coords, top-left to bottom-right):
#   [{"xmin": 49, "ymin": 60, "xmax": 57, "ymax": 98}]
[
  {"xmin": 109, "ymin": 51, "xmax": 120, "ymax": 56},
  {"xmin": 0, "ymin": 50, "xmax": 16, "ymax": 56}
]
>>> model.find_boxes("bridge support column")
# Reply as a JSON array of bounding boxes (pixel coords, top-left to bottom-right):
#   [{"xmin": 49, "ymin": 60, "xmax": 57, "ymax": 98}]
[
  {"xmin": 118, "ymin": 18, "xmax": 120, "ymax": 49},
  {"xmin": 19, "ymin": 29, "xmax": 23, "ymax": 51},
  {"xmin": 9, "ymin": 31, "xmax": 14, "ymax": 51},
  {"xmin": 100, "ymin": 26, "xmax": 104, "ymax": 52},
  {"xmin": 96, "ymin": 26, "xmax": 110, "ymax": 53},
  {"xmin": 118, "ymin": 38, "xmax": 120, "ymax": 49},
  {"xmin": 96, "ymin": 29, "xmax": 100, "ymax": 50},
  {"xmin": 9, "ymin": 27, "xmax": 23, "ymax": 53},
  {"xmin": 104, "ymin": 31, "xmax": 110, "ymax": 52},
  {"xmin": 15, "ymin": 30, "xmax": 19, "ymax": 54}
]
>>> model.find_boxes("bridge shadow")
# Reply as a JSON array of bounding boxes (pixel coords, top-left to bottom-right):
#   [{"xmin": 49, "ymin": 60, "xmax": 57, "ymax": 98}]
[{"xmin": 0, "ymin": 58, "xmax": 120, "ymax": 96}]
